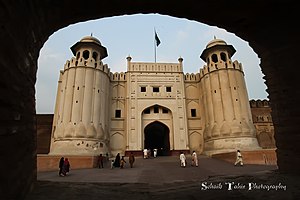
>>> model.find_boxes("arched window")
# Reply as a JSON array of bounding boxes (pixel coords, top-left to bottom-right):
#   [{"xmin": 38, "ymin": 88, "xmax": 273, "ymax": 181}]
[
  {"xmin": 220, "ymin": 52, "xmax": 227, "ymax": 62},
  {"xmin": 211, "ymin": 54, "xmax": 218, "ymax": 63},
  {"xmin": 83, "ymin": 50, "xmax": 90, "ymax": 60},
  {"xmin": 92, "ymin": 52, "xmax": 98, "ymax": 61},
  {"xmin": 76, "ymin": 52, "xmax": 80, "ymax": 59}
]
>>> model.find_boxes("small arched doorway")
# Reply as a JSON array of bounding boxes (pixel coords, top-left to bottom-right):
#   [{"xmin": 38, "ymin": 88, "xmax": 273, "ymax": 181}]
[{"xmin": 144, "ymin": 121, "xmax": 170, "ymax": 156}]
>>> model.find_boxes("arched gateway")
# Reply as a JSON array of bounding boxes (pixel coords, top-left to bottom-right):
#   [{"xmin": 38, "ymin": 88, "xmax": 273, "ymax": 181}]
[
  {"xmin": 144, "ymin": 121, "xmax": 170, "ymax": 156},
  {"xmin": 141, "ymin": 105, "xmax": 174, "ymax": 156}
]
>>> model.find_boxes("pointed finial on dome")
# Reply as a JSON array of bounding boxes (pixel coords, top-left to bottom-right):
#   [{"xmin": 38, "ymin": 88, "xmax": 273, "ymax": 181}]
[
  {"xmin": 214, "ymin": 35, "xmax": 216, "ymax": 39},
  {"xmin": 91, "ymin": 32, "xmax": 93, "ymax": 37}
]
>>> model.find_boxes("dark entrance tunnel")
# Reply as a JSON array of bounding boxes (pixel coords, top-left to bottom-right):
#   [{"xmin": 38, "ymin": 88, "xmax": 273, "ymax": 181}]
[
  {"xmin": 144, "ymin": 121, "xmax": 170, "ymax": 156},
  {"xmin": 1, "ymin": 1, "xmax": 300, "ymax": 199}
]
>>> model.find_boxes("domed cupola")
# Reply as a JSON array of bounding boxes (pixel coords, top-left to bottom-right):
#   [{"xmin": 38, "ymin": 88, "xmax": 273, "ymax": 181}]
[
  {"xmin": 200, "ymin": 37, "xmax": 236, "ymax": 62},
  {"xmin": 70, "ymin": 35, "xmax": 108, "ymax": 60}
]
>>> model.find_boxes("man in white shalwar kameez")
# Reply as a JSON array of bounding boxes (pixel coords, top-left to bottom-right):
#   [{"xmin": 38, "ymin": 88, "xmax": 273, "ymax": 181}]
[
  {"xmin": 153, "ymin": 149, "xmax": 157, "ymax": 158},
  {"xmin": 143, "ymin": 149, "xmax": 148, "ymax": 159},
  {"xmin": 191, "ymin": 151, "xmax": 198, "ymax": 167},
  {"xmin": 234, "ymin": 150, "xmax": 243, "ymax": 166},
  {"xmin": 179, "ymin": 152, "xmax": 186, "ymax": 167}
]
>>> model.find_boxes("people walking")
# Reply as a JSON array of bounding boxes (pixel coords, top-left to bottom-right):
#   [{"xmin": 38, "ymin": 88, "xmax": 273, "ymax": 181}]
[
  {"xmin": 111, "ymin": 160, "xmax": 114, "ymax": 169},
  {"xmin": 120, "ymin": 156, "xmax": 126, "ymax": 169},
  {"xmin": 143, "ymin": 149, "xmax": 148, "ymax": 159},
  {"xmin": 147, "ymin": 149, "xmax": 151, "ymax": 158},
  {"xmin": 98, "ymin": 154, "xmax": 104, "ymax": 168},
  {"xmin": 62, "ymin": 157, "xmax": 70, "ymax": 176},
  {"xmin": 234, "ymin": 150, "xmax": 243, "ymax": 166},
  {"xmin": 179, "ymin": 152, "xmax": 186, "ymax": 168},
  {"xmin": 58, "ymin": 157, "xmax": 64, "ymax": 176},
  {"xmin": 129, "ymin": 152, "xmax": 135, "ymax": 168},
  {"xmin": 153, "ymin": 149, "xmax": 158, "ymax": 158},
  {"xmin": 191, "ymin": 151, "xmax": 198, "ymax": 167},
  {"xmin": 113, "ymin": 153, "xmax": 121, "ymax": 168}
]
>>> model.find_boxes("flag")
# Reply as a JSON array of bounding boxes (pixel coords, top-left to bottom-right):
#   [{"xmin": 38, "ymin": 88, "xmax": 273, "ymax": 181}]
[{"xmin": 155, "ymin": 31, "xmax": 161, "ymax": 47}]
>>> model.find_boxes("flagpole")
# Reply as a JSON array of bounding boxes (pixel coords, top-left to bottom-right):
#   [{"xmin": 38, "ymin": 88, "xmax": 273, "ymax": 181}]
[
  {"xmin": 154, "ymin": 28, "xmax": 156, "ymax": 63},
  {"xmin": 154, "ymin": 28, "xmax": 161, "ymax": 63},
  {"xmin": 154, "ymin": 39, "xmax": 157, "ymax": 63}
]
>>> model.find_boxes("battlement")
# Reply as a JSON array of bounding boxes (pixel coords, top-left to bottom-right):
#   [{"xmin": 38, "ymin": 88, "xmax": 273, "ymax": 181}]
[
  {"xmin": 63, "ymin": 57, "xmax": 110, "ymax": 75},
  {"xmin": 250, "ymin": 99, "xmax": 270, "ymax": 108},
  {"xmin": 128, "ymin": 62, "xmax": 183, "ymax": 73},
  {"xmin": 184, "ymin": 73, "xmax": 200, "ymax": 82},
  {"xmin": 199, "ymin": 60, "xmax": 243, "ymax": 80},
  {"xmin": 110, "ymin": 72, "xmax": 127, "ymax": 81}
]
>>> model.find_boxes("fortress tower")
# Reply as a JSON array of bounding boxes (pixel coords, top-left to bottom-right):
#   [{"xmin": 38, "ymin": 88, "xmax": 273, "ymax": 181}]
[
  {"xmin": 199, "ymin": 38, "xmax": 260, "ymax": 155},
  {"xmin": 49, "ymin": 36, "xmax": 111, "ymax": 156}
]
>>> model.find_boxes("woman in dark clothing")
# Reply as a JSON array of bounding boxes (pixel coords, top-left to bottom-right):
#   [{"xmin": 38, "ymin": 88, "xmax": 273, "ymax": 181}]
[
  {"xmin": 59, "ymin": 157, "xmax": 64, "ymax": 176},
  {"xmin": 113, "ymin": 153, "xmax": 120, "ymax": 168},
  {"xmin": 62, "ymin": 158, "xmax": 70, "ymax": 176},
  {"xmin": 98, "ymin": 154, "xmax": 104, "ymax": 168}
]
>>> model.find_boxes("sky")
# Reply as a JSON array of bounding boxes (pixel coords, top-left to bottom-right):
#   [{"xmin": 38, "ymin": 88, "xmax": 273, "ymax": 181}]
[{"xmin": 36, "ymin": 14, "xmax": 268, "ymax": 114}]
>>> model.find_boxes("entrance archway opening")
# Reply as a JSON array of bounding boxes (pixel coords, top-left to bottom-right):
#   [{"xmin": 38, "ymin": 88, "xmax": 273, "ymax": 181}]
[{"xmin": 144, "ymin": 121, "xmax": 170, "ymax": 156}]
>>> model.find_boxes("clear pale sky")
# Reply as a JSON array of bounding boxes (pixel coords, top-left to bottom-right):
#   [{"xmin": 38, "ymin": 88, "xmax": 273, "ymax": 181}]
[{"xmin": 36, "ymin": 14, "xmax": 268, "ymax": 114}]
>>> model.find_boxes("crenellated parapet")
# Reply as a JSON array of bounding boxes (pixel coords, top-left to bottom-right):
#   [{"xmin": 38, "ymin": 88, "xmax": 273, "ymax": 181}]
[
  {"xmin": 128, "ymin": 62, "xmax": 183, "ymax": 73},
  {"xmin": 110, "ymin": 72, "xmax": 127, "ymax": 81},
  {"xmin": 184, "ymin": 72, "xmax": 200, "ymax": 82},
  {"xmin": 63, "ymin": 57, "xmax": 111, "ymax": 76},
  {"xmin": 126, "ymin": 56, "xmax": 184, "ymax": 73},
  {"xmin": 250, "ymin": 99, "xmax": 270, "ymax": 108},
  {"xmin": 198, "ymin": 60, "xmax": 244, "ymax": 80}
]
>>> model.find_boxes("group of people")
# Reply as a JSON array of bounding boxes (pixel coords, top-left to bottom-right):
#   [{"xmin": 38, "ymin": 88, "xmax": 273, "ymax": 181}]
[
  {"xmin": 58, "ymin": 152, "xmax": 136, "ymax": 177},
  {"xmin": 180, "ymin": 149, "xmax": 243, "ymax": 168},
  {"xmin": 58, "ymin": 157, "xmax": 70, "ymax": 176},
  {"xmin": 143, "ymin": 148, "xmax": 159, "ymax": 158},
  {"xmin": 179, "ymin": 151, "xmax": 199, "ymax": 168},
  {"xmin": 58, "ymin": 149, "xmax": 243, "ymax": 176},
  {"xmin": 110, "ymin": 152, "xmax": 135, "ymax": 169}
]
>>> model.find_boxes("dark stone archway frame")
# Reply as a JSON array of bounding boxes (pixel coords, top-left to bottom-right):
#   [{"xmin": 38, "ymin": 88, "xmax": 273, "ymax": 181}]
[{"xmin": 1, "ymin": 0, "xmax": 299, "ymax": 199}]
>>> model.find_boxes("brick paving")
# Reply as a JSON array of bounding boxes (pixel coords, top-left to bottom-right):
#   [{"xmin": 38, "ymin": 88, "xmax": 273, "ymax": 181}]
[{"xmin": 26, "ymin": 155, "xmax": 300, "ymax": 200}]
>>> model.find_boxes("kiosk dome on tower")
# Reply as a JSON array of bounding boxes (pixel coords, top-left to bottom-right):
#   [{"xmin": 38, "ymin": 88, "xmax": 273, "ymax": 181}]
[
  {"xmin": 200, "ymin": 37, "xmax": 236, "ymax": 61},
  {"xmin": 70, "ymin": 35, "xmax": 108, "ymax": 59},
  {"xmin": 206, "ymin": 38, "xmax": 227, "ymax": 48},
  {"xmin": 80, "ymin": 35, "xmax": 102, "ymax": 45}
]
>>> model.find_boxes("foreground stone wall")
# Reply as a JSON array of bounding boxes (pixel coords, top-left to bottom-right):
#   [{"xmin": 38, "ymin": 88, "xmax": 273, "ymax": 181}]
[{"xmin": 36, "ymin": 114, "xmax": 53, "ymax": 154}]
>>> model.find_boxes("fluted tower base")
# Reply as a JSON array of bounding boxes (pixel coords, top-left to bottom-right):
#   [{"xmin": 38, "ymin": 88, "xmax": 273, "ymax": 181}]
[
  {"xmin": 203, "ymin": 137, "xmax": 261, "ymax": 156},
  {"xmin": 49, "ymin": 139, "xmax": 109, "ymax": 156}
]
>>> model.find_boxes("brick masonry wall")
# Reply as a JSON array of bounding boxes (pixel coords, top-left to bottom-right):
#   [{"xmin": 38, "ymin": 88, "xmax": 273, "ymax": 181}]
[{"xmin": 37, "ymin": 155, "xmax": 100, "ymax": 172}]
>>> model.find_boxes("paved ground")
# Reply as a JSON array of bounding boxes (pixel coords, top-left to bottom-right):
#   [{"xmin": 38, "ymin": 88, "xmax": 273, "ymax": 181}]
[{"xmin": 26, "ymin": 155, "xmax": 299, "ymax": 200}]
